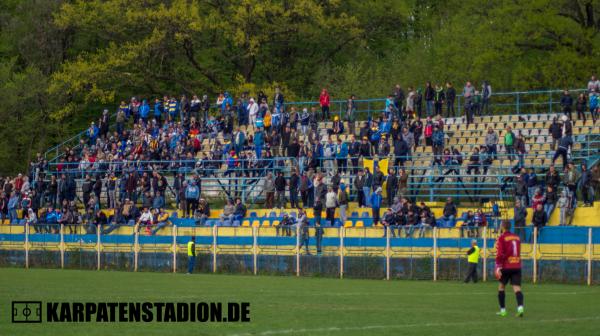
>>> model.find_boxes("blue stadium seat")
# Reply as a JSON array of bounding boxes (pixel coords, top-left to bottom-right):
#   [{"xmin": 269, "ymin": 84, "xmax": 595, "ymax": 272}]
[{"xmin": 249, "ymin": 211, "xmax": 258, "ymax": 218}]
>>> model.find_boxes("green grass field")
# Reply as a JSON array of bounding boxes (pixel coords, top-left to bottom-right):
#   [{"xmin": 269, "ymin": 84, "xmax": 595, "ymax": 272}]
[{"xmin": 0, "ymin": 268, "xmax": 599, "ymax": 336}]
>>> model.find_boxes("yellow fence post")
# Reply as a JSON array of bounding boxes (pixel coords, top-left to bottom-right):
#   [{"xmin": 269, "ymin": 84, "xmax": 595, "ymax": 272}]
[
  {"xmin": 295, "ymin": 224, "xmax": 300, "ymax": 277},
  {"xmin": 253, "ymin": 226, "xmax": 258, "ymax": 276},
  {"xmin": 339, "ymin": 227, "xmax": 344, "ymax": 279},
  {"xmin": 533, "ymin": 227, "xmax": 538, "ymax": 284},
  {"xmin": 134, "ymin": 228, "xmax": 139, "ymax": 272},
  {"xmin": 433, "ymin": 227, "xmax": 437, "ymax": 282},
  {"xmin": 483, "ymin": 227, "xmax": 487, "ymax": 282},
  {"xmin": 588, "ymin": 227, "xmax": 592, "ymax": 286},
  {"xmin": 97, "ymin": 225, "xmax": 101, "ymax": 271},
  {"xmin": 24, "ymin": 222, "xmax": 29, "ymax": 269},
  {"xmin": 172, "ymin": 225, "xmax": 177, "ymax": 273},
  {"xmin": 60, "ymin": 224, "xmax": 65, "ymax": 269},
  {"xmin": 212, "ymin": 225, "xmax": 217, "ymax": 273},
  {"xmin": 386, "ymin": 227, "xmax": 390, "ymax": 280}
]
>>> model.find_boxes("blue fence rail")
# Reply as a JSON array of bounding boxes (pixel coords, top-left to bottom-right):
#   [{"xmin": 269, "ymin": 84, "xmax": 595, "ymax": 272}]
[
  {"xmin": 44, "ymin": 88, "xmax": 588, "ymax": 161},
  {"xmin": 0, "ymin": 225, "xmax": 598, "ymax": 284}
]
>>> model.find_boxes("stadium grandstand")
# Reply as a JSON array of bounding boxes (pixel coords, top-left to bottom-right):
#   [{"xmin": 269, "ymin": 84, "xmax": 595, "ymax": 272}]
[{"xmin": 1, "ymin": 80, "xmax": 600, "ymax": 281}]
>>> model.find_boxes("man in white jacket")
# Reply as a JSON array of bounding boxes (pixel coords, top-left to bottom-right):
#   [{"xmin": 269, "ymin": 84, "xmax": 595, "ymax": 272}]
[{"xmin": 247, "ymin": 98, "xmax": 258, "ymax": 129}]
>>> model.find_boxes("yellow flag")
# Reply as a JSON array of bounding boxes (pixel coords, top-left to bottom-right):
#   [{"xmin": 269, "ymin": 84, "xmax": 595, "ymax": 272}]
[
  {"xmin": 378, "ymin": 158, "xmax": 389, "ymax": 176},
  {"xmin": 363, "ymin": 158, "xmax": 374, "ymax": 173}
]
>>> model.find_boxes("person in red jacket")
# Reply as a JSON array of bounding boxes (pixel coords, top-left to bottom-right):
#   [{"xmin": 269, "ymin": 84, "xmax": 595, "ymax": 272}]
[
  {"xmin": 495, "ymin": 220, "xmax": 525, "ymax": 317},
  {"xmin": 319, "ymin": 89, "xmax": 330, "ymax": 121}
]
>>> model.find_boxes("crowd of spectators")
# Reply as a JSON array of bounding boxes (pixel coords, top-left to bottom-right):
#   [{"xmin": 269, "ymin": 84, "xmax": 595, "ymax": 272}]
[{"xmin": 1, "ymin": 77, "xmax": 600, "ymax": 238}]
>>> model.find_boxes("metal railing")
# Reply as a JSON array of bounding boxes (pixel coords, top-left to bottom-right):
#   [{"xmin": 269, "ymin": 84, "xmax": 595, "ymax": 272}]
[
  {"xmin": 1, "ymin": 224, "xmax": 598, "ymax": 284},
  {"xmin": 43, "ymin": 88, "xmax": 589, "ymax": 162},
  {"xmin": 284, "ymin": 88, "xmax": 589, "ymax": 121}
]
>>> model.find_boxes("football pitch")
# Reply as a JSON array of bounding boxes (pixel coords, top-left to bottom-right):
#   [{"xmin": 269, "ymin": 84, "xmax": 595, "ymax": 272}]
[{"xmin": 0, "ymin": 268, "xmax": 599, "ymax": 336}]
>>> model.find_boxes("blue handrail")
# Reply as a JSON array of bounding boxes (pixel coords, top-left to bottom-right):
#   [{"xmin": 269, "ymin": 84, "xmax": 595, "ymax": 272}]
[{"xmin": 43, "ymin": 88, "xmax": 589, "ymax": 162}]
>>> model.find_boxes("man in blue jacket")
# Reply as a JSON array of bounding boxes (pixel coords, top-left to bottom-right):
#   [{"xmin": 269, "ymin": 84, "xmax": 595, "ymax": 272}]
[
  {"xmin": 139, "ymin": 99, "xmax": 150, "ymax": 126},
  {"xmin": 336, "ymin": 138, "xmax": 348, "ymax": 174},
  {"xmin": 371, "ymin": 187, "xmax": 383, "ymax": 226},
  {"xmin": 254, "ymin": 128, "xmax": 264, "ymax": 159}
]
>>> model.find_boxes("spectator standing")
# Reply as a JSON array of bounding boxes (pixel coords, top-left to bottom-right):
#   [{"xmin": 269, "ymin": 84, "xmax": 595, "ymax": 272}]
[
  {"xmin": 544, "ymin": 185, "xmax": 557, "ymax": 218},
  {"xmin": 346, "ymin": 95, "xmax": 356, "ymax": 135},
  {"xmin": 548, "ymin": 117, "xmax": 563, "ymax": 150},
  {"xmin": 184, "ymin": 181, "xmax": 200, "ymax": 218},
  {"xmin": 325, "ymin": 187, "xmax": 337, "ymax": 226},
  {"xmin": 424, "ymin": 82, "xmax": 435, "ymax": 116},
  {"xmin": 434, "ymin": 84, "xmax": 445, "ymax": 115},
  {"xmin": 289, "ymin": 169, "xmax": 300, "ymax": 208},
  {"xmin": 481, "ymin": 81, "xmax": 492, "ymax": 115},
  {"xmin": 513, "ymin": 200, "xmax": 528, "ymax": 240},
  {"xmin": 580, "ymin": 163, "xmax": 594, "ymax": 207},
  {"xmin": 576, "ymin": 93, "xmax": 587, "ymax": 121},
  {"xmin": 371, "ymin": 187, "xmax": 383, "ymax": 226},
  {"xmin": 485, "ymin": 127, "xmax": 499, "ymax": 160},
  {"xmin": 560, "ymin": 90, "xmax": 573, "ymax": 120},
  {"xmin": 386, "ymin": 168, "xmax": 398, "ymax": 206},
  {"xmin": 445, "ymin": 82, "xmax": 456, "ymax": 117},
  {"xmin": 319, "ymin": 89, "xmax": 330, "ymax": 121},
  {"xmin": 274, "ymin": 171, "xmax": 287, "ymax": 208},
  {"xmin": 563, "ymin": 163, "xmax": 580, "ymax": 209},
  {"xmin": 557, "ymin": 190, "xmax": 570, "ymax": 226}
]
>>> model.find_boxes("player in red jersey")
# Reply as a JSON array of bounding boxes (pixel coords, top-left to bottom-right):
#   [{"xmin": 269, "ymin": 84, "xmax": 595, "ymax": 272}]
[{"xmin": 495, "ymin": 220, "xmax": 524, "ymax": 317}]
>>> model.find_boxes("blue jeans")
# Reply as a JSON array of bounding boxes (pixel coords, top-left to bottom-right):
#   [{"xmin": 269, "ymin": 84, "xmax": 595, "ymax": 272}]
[
  {"xmin": 544, "ymin": 204, "xmax": 555, "ymax": 219},
  {"xmin": 188, "ymin": 256, "xmax": 195, "ymax": 273},
  {"xmin": 255, "ymin": 145, "xmax": 262, "ymax": 159},
  {"xmin": 417, "ymin": 224, "xmax": 431, "ymax": 237},
  {"xmin": 442, "ymin": 215, "xmax": 455, "ymax": 227},
  {"xmin": 527, "ymin": 187, "xmax": 537, "ymax": 206},
  {"xmin": 426, "ymin": 100, "xmax": 434, "ymax": 116},
  {"xmin": 9, "ymin": 209, "xmax": 18, "ymax": 224},
  {"xmin": 404, "ymin": 225, "xmax": 415, "ymax": 237},
  {"xmin": 152, "ymin": 221, "xmax": 169, "ymax": 235},
  {"xmin": 102, "ymin": 222, "xmax": 122, "ymax": 235},
  {"xmin": 363, "ymin": 187, "xmax": 371, "ymax": 207}
]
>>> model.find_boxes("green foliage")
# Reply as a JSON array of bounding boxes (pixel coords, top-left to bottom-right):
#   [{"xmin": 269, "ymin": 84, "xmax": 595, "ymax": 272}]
[{"xmin": 3, "ymin": 0, "xmax": 600, "ymax": 174}]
